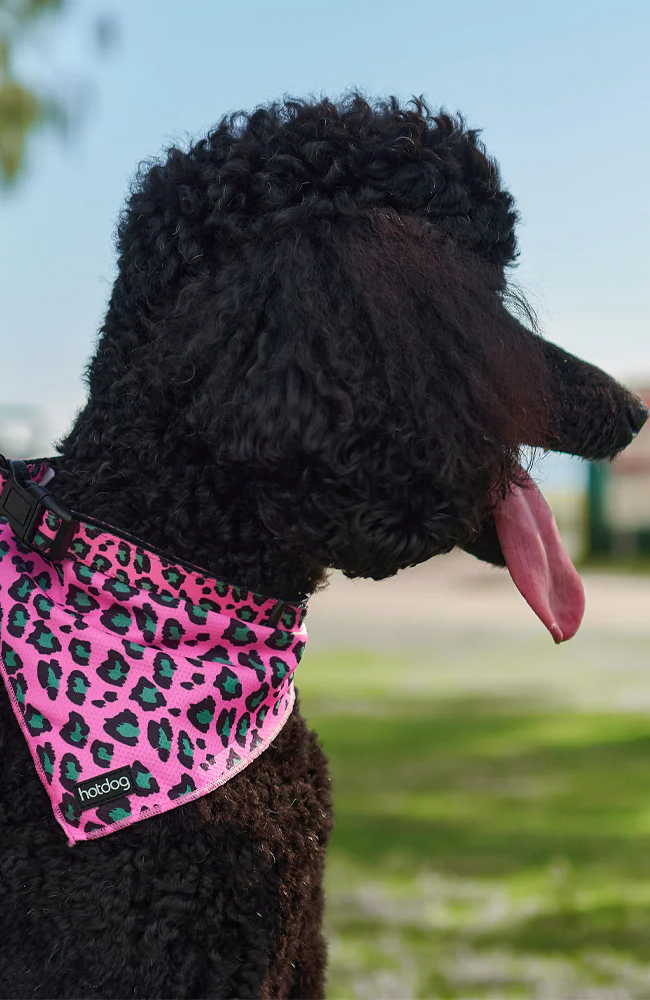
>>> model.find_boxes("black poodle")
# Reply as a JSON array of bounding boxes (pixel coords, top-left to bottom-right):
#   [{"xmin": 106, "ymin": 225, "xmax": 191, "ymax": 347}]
[{"xmin": 0, "ymin": 93, "xmax": 646, "ymax": 999}]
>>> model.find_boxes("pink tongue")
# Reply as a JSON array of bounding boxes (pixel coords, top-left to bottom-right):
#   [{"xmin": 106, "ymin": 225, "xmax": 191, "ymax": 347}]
[{"xmin": 493, "ymin": 471, "xmax": 585, "ymax": 643}]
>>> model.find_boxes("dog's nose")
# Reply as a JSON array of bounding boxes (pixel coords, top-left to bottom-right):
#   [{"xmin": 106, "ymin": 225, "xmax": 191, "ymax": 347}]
[{"xmin": 627, "ymin": 400, "xmax": 649, "ymax": 436}]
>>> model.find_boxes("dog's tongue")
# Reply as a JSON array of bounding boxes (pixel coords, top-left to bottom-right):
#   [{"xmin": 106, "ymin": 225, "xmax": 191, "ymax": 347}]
[{"xmin": 493, "ymin": 471, "xmax": 585, "ymax": 643}]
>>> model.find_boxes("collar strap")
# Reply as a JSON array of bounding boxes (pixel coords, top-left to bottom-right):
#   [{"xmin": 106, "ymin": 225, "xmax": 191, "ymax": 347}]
[{"xmin": 0, "ymin": 457, "xmax": 306, "ymax": 632}]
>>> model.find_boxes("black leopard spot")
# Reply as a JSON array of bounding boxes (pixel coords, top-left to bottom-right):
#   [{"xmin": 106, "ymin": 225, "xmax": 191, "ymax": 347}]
[
  {"xmin": 133, "ymin": 549, "xmax": 151, "ymax": 574},
  {"xmin": 250, "ymin": 730, "xmax": 263, "ymax": 752},
  {"xmin": 116, "ymin": 542, "xmax": 131, "ymax": 566},
  {"xmin": 65, "ymin": 585, "xmax": 99, "ymax": 615},
  {"xmin": 129, "ymin": 677, "xmax": 166, "ymax": 712},
  {"xmin": 9, "ymin": 671, "xmax": 27, "ymax": 709},
  {"xmin": 72, "ymin": 561, "xmax": 95, "ymax": 586},
  {"xmin": 36, "ymin": 741, "xmax": 56, "ymax": 783},
  {"xmin": 222, "ymin": 621, "xmax": 256, "ymax": 647},
  {"xmin": 96, "ymin": 797, "xmax": 132, "ymax": 825},
  {"xmin": 8, "ymin": 575, "xmax": 36, "ymax": 603},
  {"xmin": 37, "ymin": 658, "xmax": 62, "ymax": 700},
  {"xmin": 246, "ymin": 683, "xmax": 269, "ymax": 713},
  {"xmin": 122, "ymin": 640, "xmax": 145, "ymax": 660},
  {"xmin": 270, "ymin": 656, "xmax": 291, "ymax": 688},
  {"xmin": 149, "ymin": 591, "xmax": 178, "ymax": 610},
  {"xmin": 90, "ymin": 552, "xmax": 111, "ymax": 573},
  {"xmin": 162, "ymin": 566, "xmax": 185, "ymax": 591},
  {"xmin": 131, "ymin": 760, "xmax": 160, "ymax": 796},
  {"xmin": 214, "ymin": 581, "xmax": 229, "ymax": 598},
  {"xmin": 199, "ymin": 645, "xmax": 232, "ymax": 665},
  {"xmin": 90, "ymin": 739, "xmax": 114, "ymax": 768},
  {"xmin": 99, "ymin": 603, "xmax": 133, "ymax": 636},
  {"xmin": 33, "ymin": 593, "xmax": 54, "ymax": 620},
  {"xmin": 281, "ymin": 607, "xmax": 298, "ymax": 629},
  {"xmin": 168, "ymin": 774, "xmax": 196, "ymax": 800},
  {"xmin": 256, "ymin": 704, "xmax": 269, "ymax": 728},
  {"xmin": 216, "ymin": 707, "xmax": 237, "ymax": 748},
  {"xmin": 226, "ymin": 748, "xmax": 241, "ymax": 770},
  {"xmin": 185, "ymin": 602, "xmax": 208, "ymax": 626},
  {"xmin": 293, "ymin": 640, "xmax": 306, "ymax": 663},
  {"xmin": 68, "ymin": 637, "xmax": 92, "ymax": 666},
  {"xmin": 161, "ymin": 618, "xmax": 185, "ymax": 649},
  {"xmin": 60, "ymin": 710, "xmax": 90, "ymax": 748},
  {"xmin": 153, "ymin": 651, "xmax": 177, "ymax": 689},
  {"xmin": 234, "ymin": 712, "xmax": 251, "ymax": 748},
  {"xmin": 59, "ymin": 752, "xmax": 83, "ymax": 791},
  {"xmin": 213, "ymin": 666, "xmax": 242, "ymax": 701},
  {"xmin": 26, "ymin": 621, "xmax": 61, "ymax": 654},
  {"xmin": 103, "ymin": 577, "xmax": 138, "ymax": 601},
  {"xmin": 104, "ymin": 709, "xmax": 140, "ymax": 746},
  {"xmin": 237, "ymin": 650, "xmax": 266, "ymax": 680},
  {"xmin": 66, "ymin": 670, "xmax": 90, "ymax": 706},
  {"xmin": 177, "ymin": 730, "xmax": 194, "ymax": 769},
  {"xmin": 59, "ymin": 792, "xmax": 81, "ymax": 827},
  {"xmin": 186, "ymin": 696, "xmax": 216, "ymax": 733},
  {"xmin": 147, "ymin": 718, "xmax": 172, "ymax": 761},
  {"xmin": 96, "ymin": 650, "xmax": 130, "ymax": 687},
  {"xmin": 7, "ymin": 603, "xmax": 30, "ymax": 638},
  {"xmin": 265, "ymin": 629, "xmax": 293, "ymax": 651},
  {"xmin": 34, "ymin": 570, "xmax": 52, "ymax": 590},
  {"xmin": 71, "ymin": 538, "xmax": 91, "ymax": 559},
  {"xmin": 169, "ymin": 707, "xmax": 181, "ymax": 717},
  {"xmin": 84, "ymin": 821, "xmax": 104, "ymax": 833},
  {"xmin": 133, "ymin": 603, "xmax": 158, "ymax": 643},
  {"xmin": 1, "ymin": 641, "xmax": 23, "ymax": 675},
  {"xmin": 24, "ymin": 704, "xmax": 52, "ymax": 736}
]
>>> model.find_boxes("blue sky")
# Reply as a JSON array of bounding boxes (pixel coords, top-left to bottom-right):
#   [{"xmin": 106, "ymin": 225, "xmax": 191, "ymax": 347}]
[{"xmin": 1, "ymin": 0, "xmax": 648, "ymax": 488}]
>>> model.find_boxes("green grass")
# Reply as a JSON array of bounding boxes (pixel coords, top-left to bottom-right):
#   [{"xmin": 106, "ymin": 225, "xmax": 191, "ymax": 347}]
[{"xmin": 298, "ymin": 641, "xmax": 650, "ymax": 999}]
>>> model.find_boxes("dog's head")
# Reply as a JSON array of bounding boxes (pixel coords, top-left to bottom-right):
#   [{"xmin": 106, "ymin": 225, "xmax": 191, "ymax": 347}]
[{"xmin": 67, "ymin": 94, "xmax": 647, "ymax": 631}]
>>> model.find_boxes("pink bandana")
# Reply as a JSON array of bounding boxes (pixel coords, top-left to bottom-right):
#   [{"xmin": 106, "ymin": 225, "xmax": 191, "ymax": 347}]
[{"xmin": 0, "ymin": 460, "xmax": 307, "ymax": 845}]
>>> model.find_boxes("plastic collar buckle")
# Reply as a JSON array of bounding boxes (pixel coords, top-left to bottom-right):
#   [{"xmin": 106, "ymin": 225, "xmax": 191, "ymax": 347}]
[{"xmin": 0, "ymin": 460, "xmax": 77, "ymax": 561}]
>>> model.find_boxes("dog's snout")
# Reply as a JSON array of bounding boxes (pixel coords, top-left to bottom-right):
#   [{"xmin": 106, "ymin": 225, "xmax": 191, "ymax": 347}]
[{"xmin": 627, "ymin": 400, "xmax": 649, "ymax": 436}]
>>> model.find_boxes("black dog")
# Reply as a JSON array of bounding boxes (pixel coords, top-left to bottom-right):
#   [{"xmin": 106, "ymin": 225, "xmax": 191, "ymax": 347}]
[{"xmin": 0, "ymin": 93, "xmax": 646, "ymax": 999}]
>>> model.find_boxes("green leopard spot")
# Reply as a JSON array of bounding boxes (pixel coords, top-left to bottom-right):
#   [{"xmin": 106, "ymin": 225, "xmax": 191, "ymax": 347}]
[
  {"xmin": 108, "ymin": 806, "xmax": 130, "ymax": 822},
  {"xmin": 73, "ymin": 677, "xmax": 87, "ymax": 694},
  {"xmin": 42, "ymin": 751, "xmax": 54, "ymax": 777},
  {"xmin": 14, "ymin": 679, "xmax": 26, "ymax": 705},
  {"xmin": 98, "ymin": 747, "xmax": 112, "ymax": 762},
  {"xmin": 158, "ymin": 658, "xmax": 174, "ymax": 678},
  {"xmin": 4, "ymin": 648, "xmax": 18, "ymax": 668},
  {"xmin": 191, "ymin": 605, "xmax": 207, "ymax": 621},
  {"xmin": 117, "ymin": 722, "xmax": 139, "ymax": 740},
  {"xmin": 135, "ymin": 771, "xmax": 154, "ymax": 790},
  {"xmin": 181, "ymin": 737, "xmax": 193, "ymax": 759},
  {"xmin": 112, "ymin": 581, "xmax": 132, "ymax": 595},
  {"xmin": 196, "ymin": 708, "xmax": 213, "ymax": 726},
  {"xmin": 16, "ymin": 579, "xmax": 32, "ymax": 599},
  {"xmin": 32, "ymin": 532, "xmax": 47, "ymax": 548},
  {"xmin": 139, "ymin": 685, "xmax": 159, "ymax": 704},
  {"xmin": 111, "ymin": 612, "xmax": 132, "ymax": 630},
  {"xmin": 221, "ymin": 717, "xmax": 232, "ymax": 738},
  {"xmin": 224, "ymin": 675, "xmax": 239, "ymax": 695},
  {"xmin": 47, "ymin": 667, "xmax": 60, "ymax": 691},
  {"xmin": 13, "ymin": 609, "xmax": 28, "ymax": 629},
  {"xmin": 73, "ymin": 643, "xmax": 90, "ymax": 662},
  {"xmin": 27, "ymin": 712, "xmax": 46, "ymax": 731},
  {"xmin": 157, "ymin": 730, "xmax": 171, "ymax": 751},
  {"xmin": 68, "ymin": 722, "xmax": 86, "ymax": 743},
  {"xmin": 65, "ymin": 760, "xmax": 80, "ymax": 782}
]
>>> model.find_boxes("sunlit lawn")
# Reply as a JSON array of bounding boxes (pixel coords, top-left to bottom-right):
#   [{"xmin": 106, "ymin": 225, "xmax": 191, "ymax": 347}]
[{"xmin": 299, "ymin": 636, "xmax": 650, "ymax": 999}]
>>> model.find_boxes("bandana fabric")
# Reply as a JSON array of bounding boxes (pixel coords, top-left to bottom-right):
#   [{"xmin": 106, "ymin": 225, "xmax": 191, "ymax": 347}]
[{"xmin": 0, "ymin": 462, "xmax": 308, "ymax": 846}]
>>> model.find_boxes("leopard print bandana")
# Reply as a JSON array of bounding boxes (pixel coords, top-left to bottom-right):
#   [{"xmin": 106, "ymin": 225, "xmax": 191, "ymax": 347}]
[{"xmin": 0, "ymin": 461, "xmax": 307, "ymax": 845}]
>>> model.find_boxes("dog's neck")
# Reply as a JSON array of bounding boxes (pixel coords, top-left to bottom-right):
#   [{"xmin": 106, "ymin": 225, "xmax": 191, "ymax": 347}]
[{"xmin": 50, "ymin": 425, "xmax": 326, "ymax": 601}]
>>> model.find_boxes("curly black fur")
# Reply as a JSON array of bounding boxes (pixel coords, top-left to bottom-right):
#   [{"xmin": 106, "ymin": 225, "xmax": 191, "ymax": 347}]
[{"xmin": 0, "ymin": 92, "xmax": 646, "ymax": 999}]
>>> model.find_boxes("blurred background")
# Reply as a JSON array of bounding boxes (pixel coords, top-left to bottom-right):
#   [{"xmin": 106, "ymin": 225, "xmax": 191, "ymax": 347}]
[{"xmin": 1, "ymin": 1, "xmax": 649, "ymax": 996}]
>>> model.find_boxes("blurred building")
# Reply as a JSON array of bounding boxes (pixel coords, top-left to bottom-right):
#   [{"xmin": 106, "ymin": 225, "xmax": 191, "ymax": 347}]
[
  {"xmin": 0, "ymin": 404, "xmax": 50, "ymax": 459},
  {"xmin": 588, "ymin": 386, "xmax": 650, "ymax": 558}
]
